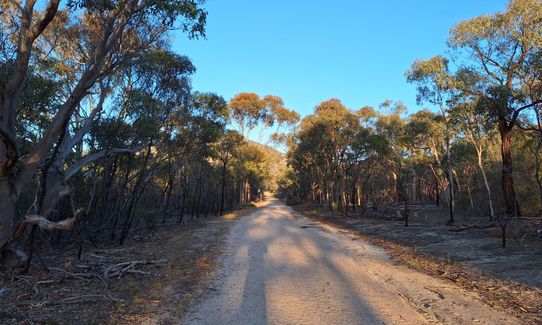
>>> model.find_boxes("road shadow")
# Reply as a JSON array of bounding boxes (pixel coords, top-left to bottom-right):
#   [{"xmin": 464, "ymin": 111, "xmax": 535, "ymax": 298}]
[{"xmin": 229, "ymin": 198, "xmax": 385, "ymax": 324}]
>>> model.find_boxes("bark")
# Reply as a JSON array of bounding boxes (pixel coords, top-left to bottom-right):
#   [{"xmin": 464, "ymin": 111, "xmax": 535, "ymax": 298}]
[
  {"xmin": 220, "ymin": 161, "xmax": 227, "ymax": 216},
  {"xmin": 178, "ymin": 176, "xmax": 188, "ymax": 223},
  {"xmin": 411, "ymin": 173, "xmax": 417, "ymax": 203},
  {"xmin": 118, "ymin": 144, "xmax": 153, "ymax": 245},
  {"xmin": 476, "ymin": 147, "xmax": 494, "ymax": 220},
  {"xmin": 1, "ymin": 209, "xmax": 84, "ymax": 251},
  {"xmin": 498, "ymin": 121, "xmax": 519, "ymax": 215},
  {"xmin": 445, "ymin": 125, "xmax": 454, "ymax": 224},
  {"xmin": 0, "ymin": 0, "xmax": 60, "ymax": 135},
  {"xmin": 447, "ymin": 164, "xmax": 455, "ymax": 223},
  {"xmin": 0, "ymin": 182, "xmax": 17, "ymax": 248}
]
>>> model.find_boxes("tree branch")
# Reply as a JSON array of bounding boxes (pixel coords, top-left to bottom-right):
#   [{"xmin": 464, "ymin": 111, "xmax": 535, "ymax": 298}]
[
  {"xmin": 29, "ymin": 0, "xmax": 60, "ymax": 42},
  {"xmin": 64, "ymin": 147, "xmax": 141, "ymax": 181},
  {"xmin": 1, "ymin": 208, "xmax": 85, "ymax": 250},
  {"xmin": 58, "ymin": 83, "xmax": 109, "ymax": 162},
  {"xmin": 511, "ymin": 100, "xmax": 542, "ymax": 125}
]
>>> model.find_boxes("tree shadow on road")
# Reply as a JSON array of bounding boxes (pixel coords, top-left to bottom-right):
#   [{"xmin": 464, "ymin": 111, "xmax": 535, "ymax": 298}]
[{"xmin": 229, "ymin": 199, "xmax": 385, "ymax": 324}]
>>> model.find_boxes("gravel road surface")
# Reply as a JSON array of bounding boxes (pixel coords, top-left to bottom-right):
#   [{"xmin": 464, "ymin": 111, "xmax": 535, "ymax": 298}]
[{"xmin": 183, "ymin": 198, "xmax": 520, "ymax": 324}]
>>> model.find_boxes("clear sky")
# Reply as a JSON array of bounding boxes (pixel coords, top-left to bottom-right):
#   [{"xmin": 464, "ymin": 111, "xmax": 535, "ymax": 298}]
[{"xmin": 172, "ymin": 0, "xmax": 508, "ymax": 118}]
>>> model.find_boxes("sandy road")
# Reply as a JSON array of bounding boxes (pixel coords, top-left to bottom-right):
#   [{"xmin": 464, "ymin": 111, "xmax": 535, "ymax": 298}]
[{"xmin": 182, "ymin": 198, "xmax": 520, "ymax": 325}]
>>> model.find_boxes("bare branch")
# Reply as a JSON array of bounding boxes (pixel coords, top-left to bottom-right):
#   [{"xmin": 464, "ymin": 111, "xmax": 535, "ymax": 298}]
[
  {"xmin": 64, "ymin": 147, "xmax": 141, "ymax": 181},
  {"xmin": 58, "ymin": 83, "xmax": 109, "ymax": 161},
  {"xmin": 511, "ymin": 100, "xmax": 542, "ymax": 125},
  {"xmin": 1, "ymin": 209, "xmax": 85, "ymax": 250},
  {"xmin": 29, "ymin": 0, "xmax": 60, "ymax": 42}
]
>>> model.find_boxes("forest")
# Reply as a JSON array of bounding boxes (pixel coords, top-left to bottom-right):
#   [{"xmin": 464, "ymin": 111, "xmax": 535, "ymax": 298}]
[
  {"xmin": 0, "ymin": 0, "xmax": 541, "ymax": 323},
  {"xmin": 280, "ymin": 0, "xmax": 542, "ymax": 241},
  {"xmin": 0, "ymin": 0, "xmax": 298, "ymax": 269}
]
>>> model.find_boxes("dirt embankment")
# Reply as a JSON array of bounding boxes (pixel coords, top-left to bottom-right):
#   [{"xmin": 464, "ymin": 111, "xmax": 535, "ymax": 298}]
[
  {"xmin": 0, "ymin": 207, "xmax": 255, "ymax": 324},
  {"xmin": 293, "ymin": 204, "xmax": 542, "ymax": 324}
]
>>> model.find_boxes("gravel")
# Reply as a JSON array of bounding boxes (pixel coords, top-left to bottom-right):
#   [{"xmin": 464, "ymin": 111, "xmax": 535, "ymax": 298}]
[{"xmin": 182, "ymin": 199, "xmax": 520, "ymax": 325}]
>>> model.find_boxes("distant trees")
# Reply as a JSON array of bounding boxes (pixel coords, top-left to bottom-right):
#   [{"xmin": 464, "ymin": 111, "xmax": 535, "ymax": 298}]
[
  {"xmin": 407, "ymin": 56, "xmax": 456, "ymax": 223},
  {"xmin": 228, "ymin": 92, "xmax": 299, "ymax": 148},
  {"xmin": 229, "ymin": 93, "xmax": 265, "ymax": 138},
  {"xmin": 212, "ymin": 130, "xmax": 244, "ymax": 215},
  {"xmin": 285, "ymin": 99, "xmax": 391, "ymax": 215}
]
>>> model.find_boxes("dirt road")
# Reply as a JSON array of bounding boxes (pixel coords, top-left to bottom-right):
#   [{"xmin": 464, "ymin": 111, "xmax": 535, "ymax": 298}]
[{"xmin": 183, "ymin": 198, "xmax": 520, "ymax": 324}]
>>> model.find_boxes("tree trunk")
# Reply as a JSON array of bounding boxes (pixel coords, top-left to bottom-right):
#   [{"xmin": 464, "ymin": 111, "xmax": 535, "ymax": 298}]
[
  {"xmin": 0, "ymin": 181, "xmax": 16, "ymax": 249},
  {"xmin": 499, "ymin": 122, "xmax": 519, "ymax": 215},
  {"xmin": 477, "ymin": 148, "xmax": 494, "ymax": 220},
  {"xmin": 446, "ymin": 136, "xmax": 455, "ymax": 224},
  {"xmin": 178, "ymin": 179, "xmax": 188, "ymax": 223},
  {"xmin": 220, "ymin": 161, "xmax": 227, "ymax": 216},
  {"xmin": 392, "ymin": 171, "xmax": 399, "ymax": 201},
  {"xmin": 447, "ymin": 168, "xmax": 454, "ymax": 223},
  {"xmin": 411, "ymin": 173, "xmax": 417, "ymax": 203}
]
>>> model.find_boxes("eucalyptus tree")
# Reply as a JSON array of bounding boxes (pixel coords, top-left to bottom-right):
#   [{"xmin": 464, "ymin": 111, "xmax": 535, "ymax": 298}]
[
  {"xmin": 375, "ymin": 100, "xmax": 408, "ymax": 203},
  {"xmin": 406, "ymin": 110, "xmax": 447, "ymax": 205},
  {"xmin": 212, "ymin": 130, "xmax": 244, "ymax": 215},
  {"xmin": 450, "ymin": 100, "xmax": 497, "ymax": 220},
  {"xmin": 265, "ymin": 96, "xmax": 300, "ymax": 149},
  {"xmin": 0, "ymin": 0, "xmax": 207, "ymax": 261},
  {"xmin": 258, "ymin": 95, "xmax": 282, "ymax": 143},
  {"xmin": 228, "ymin": 93, "xmax": 266, "ymax": 138},
  {"xmin": 518, "ymin": 50, "xmax": 542, "ymax": 207},
  {"xmin": 287, "ymin": 99, "xmax": 346, "ymax": 209},
  {"xmin": 287, "ymin": 114, "xmax": 328, "ymax": 204},
  {"xmin": 407, "ymin": 56, "xmax": 456, "ymax": 223},
  {"xmin": 447, "ymin": 0, "xmax": 542, "ymax": 214}
]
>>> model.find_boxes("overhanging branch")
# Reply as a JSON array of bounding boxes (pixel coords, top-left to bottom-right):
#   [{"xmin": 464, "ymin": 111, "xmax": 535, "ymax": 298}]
[{"xmin": 64, "ymin": 147, "xmax": 141, "ymax": 181}]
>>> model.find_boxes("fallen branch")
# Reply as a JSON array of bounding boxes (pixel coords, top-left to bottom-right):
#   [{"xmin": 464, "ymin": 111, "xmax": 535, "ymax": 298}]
[
  {"xmin": 103, "ymin": 259, "xmax": 167, "ymax": 288},
  {"xmin": 56, "ymin": 294, "xmax": 124, "ymax": 305},
  {"xmin": 35, "ymin": 279, "xmax": 62, "ymax": 286},
  {"xmin": 449, "ymin": 224, "xmax": 496, "ymax": 232},
  {"xmin": 17, "ymin": 295, "xmax": 125, "ymax": 308},
  {"xmin": 49, "ymin": 267, "xmax": 94, "ymax": 280}
]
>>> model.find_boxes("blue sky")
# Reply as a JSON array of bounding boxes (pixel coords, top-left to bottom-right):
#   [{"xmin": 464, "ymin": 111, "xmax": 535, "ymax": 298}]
[{"xmin": 172, "ymin": 0, "xmax": 508, "ymax": 118}]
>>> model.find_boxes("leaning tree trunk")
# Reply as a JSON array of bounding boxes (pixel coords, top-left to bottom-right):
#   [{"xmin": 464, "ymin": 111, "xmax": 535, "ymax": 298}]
[
  {"xmin": 499, "ymin": 122, "xmax": 519, "ymax": 215},
  {"xmin": 476, "ymin": 148, "xmax": 494, "ymax": 220},
  {"xmin": 445, "ymin": 132, "xmax": 455, "ymax": 224}
]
